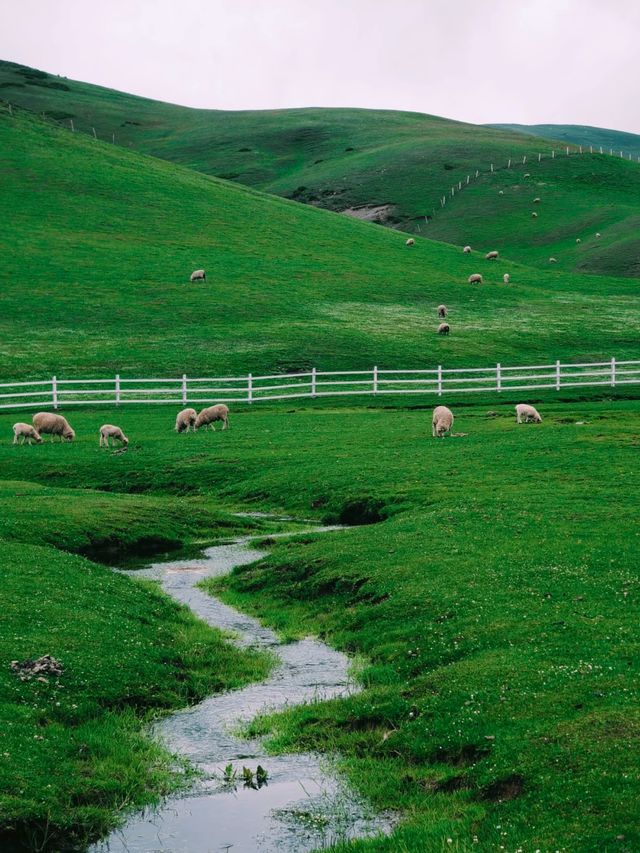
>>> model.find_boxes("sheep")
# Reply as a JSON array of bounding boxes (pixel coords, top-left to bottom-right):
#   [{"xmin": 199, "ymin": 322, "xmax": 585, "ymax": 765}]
[
  {"xmin": 190, "ymin": 269, "xmax": 206, "ymax": 282},
  {"xmin": 503, "ymin": 273, "xmax": 510, "ymax": 284},
  {"xmin": 515, "ymin": 403, "xmax": 542, "ymax": 424},
  {"xmin": 175, "ymin": 407, "xmax": 197, "ymax": 433},
  {"xmin": 596, "ymin": 232, "xmax": 601, "ymax": 238},
  {"xmin": 99, "ymin": 424, "xmax": 128, "ymax": 448},
  {"xmin": 533, "ymin": 197, "xmax": 541, "ymax": 203},
  {"xmin": 524, "ymin": 173, "xmax": 531, "ymax": 178},
  {"xmin": 485, "ymin": 251, "xmax": 499, "ymax": 260},
  {"xmin": 463, "ymin": 245, "xmax": 471, "ymax": 254},
  {"xmin": 406, "ymin": 238, "xmax": 415, "ymax": 247},
  {"xmin": 438, "ymin": 322, "xmax": 450, "ymax": 335},
  {"xmin": 12, "ymin": 423, "xmax": 42, "ymax": 445},
  {"xmin": 32, "ymin": 412, "xmax": 75, "ymax": 442},
  {"xmin": 468, "ymin": 273, "xmax": 483, "ymax": 284},
  {"xmin": 576, "ymin": 238, "xmax": 581, "ymax": 244},
  {"xmin": 549, "ymin": 257, "xmax": 557, "ymax": 263},
  {"xmin": 499, "ymin": 190, "xmax": 504, "ymax": 195},
  {"xmin": 437, "ymin": 304, "xmax": 447, "ymax": 318},
  {"xmin": 531, "ymin": 211, "xmax": 538, "ymax": 218},
  {"xmin": 195, "ymin": 404, "xmax": 230, "ymax": 431},
  {"xmin": 432, "ymin": 405, "xmax": 454, "ymax": 438}
]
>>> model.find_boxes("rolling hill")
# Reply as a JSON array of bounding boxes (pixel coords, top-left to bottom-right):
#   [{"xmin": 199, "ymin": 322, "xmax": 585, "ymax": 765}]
[
  {"xmin": 1, "ymin": 104, "xmax": 640, "ymax": 383},
  {"xmin": 489, "ymin": 122, "xmax": 640, "ymax": 160},
  {"xmin": 2, "ymin": 59, "xmax": 639, "ymax": 277}
]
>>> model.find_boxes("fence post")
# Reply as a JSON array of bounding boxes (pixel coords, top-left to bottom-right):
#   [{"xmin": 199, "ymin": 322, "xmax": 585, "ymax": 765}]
[
  {"xmin": 538, "ymin": 152, "xmax": 541, "ymax": 162},
  {"xmin": 555, "ymin": 360, "xmax": 561, "ymax": 391},
  {"xmin": 372, "ymin": 366, "xmax": 378, "ymax": 395},
  {"xmin": 437, "ymin": 365, "xmax": 442, "ymax": 396},
  {"xmin": 181, "ymin": 373, "xmax": 187, "ymax": 404},
  {"xmin": 496, "ymin": 363, "xmax": 501, "ymax": 392},
  {"xmin": 490, "ymin": 163, "xmax": 494, "ymax": 172},
  {"xmin": 7, "ymin": 102, "xmax": 12, "ymax": 116},
  {"xmin": 115, "ymin": 374, "xmax": 120, "ymax": 405},
  {"xmin": 507, "ymin": 158, "xmax": 511, "ymax": 168},
  {"xmin": 552, "ymin": 149, "xmax": 555, "ymax": 159},
  {"xmin": 611, "ymin": 357, "xmax": 616, "ymax": 388},
  {"xmin": 311, "ymin": 367, "xmax": 317, "ymax": 398},
  {"xmin": 247, "ymin": 373, "xmax": 253, "ymax": 404},
  {"xmin": 70, "ymin": 118, "xmax": 75, "ymax": 132},
  {"xmin": 52, "ymin": 376, "xmax": 58, "ymax": 409},
  {"xmin": 92, "ymin": 126, "xmax": 97, "ymax": 139},
  {"xmin": 522, "ymin": 155, "xmax": 526, "ymax": 165},
  {"xmin": 566, "ymin": 146, "xmax": 569, "ymax": 156}
]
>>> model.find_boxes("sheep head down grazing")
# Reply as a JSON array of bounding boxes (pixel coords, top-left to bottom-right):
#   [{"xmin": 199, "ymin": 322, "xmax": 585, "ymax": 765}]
[{"xmin": 432, "ymin": 405, "xmax": 454, "ymax": 438}]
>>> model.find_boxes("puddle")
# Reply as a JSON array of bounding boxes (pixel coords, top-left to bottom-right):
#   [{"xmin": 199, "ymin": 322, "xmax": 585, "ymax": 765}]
[{"xmin": 92, "ymin": 533, "xmax": 392, "ymax": 852}]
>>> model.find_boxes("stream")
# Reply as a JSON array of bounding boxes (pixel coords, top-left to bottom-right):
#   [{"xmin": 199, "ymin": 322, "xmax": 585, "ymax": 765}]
[{"xmin": 92, "ymin": 532, "xmax": 392, "ymax": 853}]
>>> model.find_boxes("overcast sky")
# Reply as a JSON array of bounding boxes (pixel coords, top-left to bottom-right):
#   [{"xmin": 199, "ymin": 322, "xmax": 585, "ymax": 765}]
[{"xmin": 1, "ymin": 0, "xmax": 639, "ymax": 133}]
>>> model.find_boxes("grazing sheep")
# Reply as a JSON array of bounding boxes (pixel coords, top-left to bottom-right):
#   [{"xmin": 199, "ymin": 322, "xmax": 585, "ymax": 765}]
[
  {"xmin": 503, "ymin": 273, "xmax": 510, "ymax": 284},
  {"xmin": 438, "ymin": 322, "xmax": 450, "ymax": 335},
  {"xmin": 524, "ymin": 173, "xmax": 531, "ymax": 178},
  {"xmin": 549, "ymin": 257, "xmax": 557, "ymax": 263},
  {"xmin": 12, "ymin": 423, "xmax": 42, "ymax": 445},
  {"xmin": 432, "ymin": 405, "xmax": 454, "ymax": 438},
  {"xmin": 175, "ymin": 407, "xmax": 197, "ymax": 433},
  {"xmin": 437, "ymin": 304, "xmax": 447, "ymax": 318},
  {"xmin": 195, "ymin": 404, "xmax": 230, "ymax": 431},
  {"xmin": 32, "ymin": 412, "xmax": 75, "ymax": 442},
  {"xmin": 515, "ymin": 403, "xmax": 542, "ymax": 424},
  {"xmin": 533, "ymin": 197, "xmax": 541, "ymax": 203},
  {"xmin": 485, "ymin": 251, "xmax": 499, "ymax": 260},
  {"xmin": 99, "ymin": 424, "xmax": 128, "ymax": 448},
  {"xmin": 190, "ymin": 269, "xmax": 206, "ymax": 282},
  {"xmin": 532, "ymin": 211, "xmax": 538, "ymax": 218},
  {"xmin": 406, "ymin": 238, "xmax": 415, "ymax": 246},
  {"xmin": 463, "ymin": 245, "xmax": 471, "ymax": 254},
  {"xmin": 576, "ymin": 238, "xmax": 581, "ymax": 243},
  {"xmin": 468, "ymin": 273, "xmax": 483, "ymax": 284},
  {"xmin": 499, "ymin": 190, "xmax": 504, "ymax": 195},
  {"xmin": 596, "ymin": 232, "xmax": 601, "ymax": 238}
]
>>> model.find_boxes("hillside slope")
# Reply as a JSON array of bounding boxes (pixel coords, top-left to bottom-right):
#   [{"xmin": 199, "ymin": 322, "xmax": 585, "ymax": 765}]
[{"xmin": 489, "ymin": 122, "xmax": 640, "ymax": 160}]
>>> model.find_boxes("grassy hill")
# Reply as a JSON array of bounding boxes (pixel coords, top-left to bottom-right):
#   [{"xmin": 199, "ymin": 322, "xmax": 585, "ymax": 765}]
[
  {"xmin": 489, "ymin": 122, "xmax": 640, "ymax": 160},
  {"xmin": 1, "ymin": 105, "xmax": 640, "ymax": 385},
  {"xmin": 3, "ymin": 59, "xmax": 640, "ymax": 278}
]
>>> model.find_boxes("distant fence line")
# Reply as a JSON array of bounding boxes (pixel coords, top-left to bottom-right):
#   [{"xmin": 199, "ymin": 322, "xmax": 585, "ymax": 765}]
[{"xmin": 1, "ymin": 358, "xmax": 639, "ymax": 412}]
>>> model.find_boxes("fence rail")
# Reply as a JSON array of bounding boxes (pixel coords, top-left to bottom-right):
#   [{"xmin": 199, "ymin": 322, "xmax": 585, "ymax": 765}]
[{"xmin": 0, "ymin": 358, "xmax": 638, "ymax": 412}]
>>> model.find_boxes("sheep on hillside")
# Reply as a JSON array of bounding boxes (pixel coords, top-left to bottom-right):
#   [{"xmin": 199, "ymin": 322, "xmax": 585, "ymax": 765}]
[
  {"xmin": 32, "ymin": 412, "xmax": 75, "ymax": 442},
  {"xmin": 532, "ymin": 211, "xmax": 538, "ymax": 218},
  {"xmin": 468, "ymin": 273, "xmax": 483, "ymax": 284},
  {"xmin": 524, "ymin": 173, "xmax": 531, "ymax": 178},
  {"xmin": 437, "ymin": 322, "xmax": 450, "ymax": 335},
  {"xmin": 485, "ymin": 251, "xmax": 499, "ymax": 260},
  {"xmin": 432, "ymin": 405, "xmax": 454, "ymax": 438},
  {"xmin": 596, "ymin": 232, "xmax": 601, "ymax": 238},
  {"xmin": 533, "ymin": 197, "xmax": 541, "ymax": 203},
  {"xmin": 499, "ymin": 190, "xmax": 504, "ymax": 195},
  {"xmin": 12, "ymin": 423, "xmax": 42, "ymax": 445},
  {"xmin": 576, "ymin": 238, "xmax": 581, "ymax": 243},
  {"xmin": 549, "ymin": 257, "xmax": 557, "ymax": 263},
  {"xmin": 463, "ymin": 245, "xmax": 471, "ymax": 254},
  {"xmin": 437, "ymin": 304, "xmax": 447, "ymax": 318},
  {"xmin": 175, "ymin": 408, "xmax": 197, "ymax": 433},
  {"xmin": 515, "ymin": 403, "xmax": 542, "ymax": 424},
  {"xmin": 503, "ymin": 273, "xmax": 510, "ymax": 284},
  {"xmin": 190, "ymin": 269, "xmax": 206, "ymax": 282},
  {"xmin": 406, "ymin": 238, "xmax": 415, "ymax": 247},
  {"xmin": 99, "ymin": 424, "xmax": 128, "ymax": 448},
  {"xmin": 195, "ymin": 404, "xmax": 230, "ymax": 431}
]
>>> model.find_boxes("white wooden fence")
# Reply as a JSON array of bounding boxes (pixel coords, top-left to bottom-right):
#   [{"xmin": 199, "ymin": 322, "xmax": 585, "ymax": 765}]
[{"xmin": 1, "ymin": 358, "xmax": 639, "ymax": 412}]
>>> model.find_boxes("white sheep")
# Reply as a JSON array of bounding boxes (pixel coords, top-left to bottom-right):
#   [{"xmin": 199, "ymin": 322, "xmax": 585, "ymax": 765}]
[
  {"xmin": 468, "ymin": 273, "xmax": 483, "ymax": 284},
  {"xmin": 437, "ymin": 304, "xmax": 447, "ymax": 318},
  {"xmin": 437, "ymin": 322, "xmax": 450, "ymax": 335},
  {"xmin": 12, "ymin": 423, "xmax": 42, "ymax": 445},
  {"xmin": 175, "ymin": 407, "xmax": 197, "ymax": 433},
  {"xmin": 463, "ymin": 245, "xmax": 471, "ymax": 254},
  {"xmin": 533, "ymin": 197, "xmax": 541, "ymax": 203},
  {"xmin": 190, "ymin": 269, "xmax": 206, "ymax": 282},
  {"xmin": 32, "ymin": 412, "xmax": 75, "ymax": 442},
  {"xmin": 485, "ymin": 251, "xmax": 499, "ymax": 260},
  {"xmin": 195, "ymin": 404, "xmax": 230, "ymax": 431},
  {"xmin": 99, "ymin": 424, "xmax": 129, "ymax": 448},
  {"xmin": 406, "ymin": 238, "xmax": 415, "ymax": 247},
  {"xmin": 532, "ymin": 211, "xmax": 538, "ymax": 218},
  {"xmin": 432, "ymin": 405, "xmax": 454, "ymax": 438},
  {"xmin": 503, "ymin": 273, "xmax": 510, "ymax": 284},
  {"xmin": 524, "ymin": 173, "xmax": 531, "ymax": 178},
  {"xmin": 576, "ymin": 238, "xmax": 581, "ymax": 243},
  {"xmin": 596, "ymin": 232, "xmax": 601, "ymax": 238},
  {"xmin": 499, "ymin": 190, "xmax": 504, "ymax": 195},
  {"xmin": 549, "ymin": 257, "xmax": 557, "ymax": 263},
  {"xmin": 515, "ymin": 403, "xmax": 542, "ymax": 424}
]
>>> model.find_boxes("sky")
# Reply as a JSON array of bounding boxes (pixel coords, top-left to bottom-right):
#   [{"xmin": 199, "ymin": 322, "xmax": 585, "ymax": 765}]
[{"xmin": 1, "ymin": 0, "xmax": 639, "ymax": 133}]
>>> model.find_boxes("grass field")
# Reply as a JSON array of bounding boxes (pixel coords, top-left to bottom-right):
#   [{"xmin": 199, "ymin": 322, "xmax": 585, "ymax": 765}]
[
  {"xmin": 0, "ymin": 401, "xmax": 638, "ymax": 851},
  {"xmin": 2, "ymin": 59, "xmax": 639, "ymax": 276}
]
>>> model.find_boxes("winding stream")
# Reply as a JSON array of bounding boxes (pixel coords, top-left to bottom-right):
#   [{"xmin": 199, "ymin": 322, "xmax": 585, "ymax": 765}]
[{"xmin": 92, "ymin": 532, "xmax": 392, "ymax": 853}]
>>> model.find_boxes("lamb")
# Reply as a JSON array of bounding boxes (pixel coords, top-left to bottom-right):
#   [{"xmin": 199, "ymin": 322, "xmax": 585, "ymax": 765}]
[
  {"xmin": 195, "ymin": 404, "xmax": 230, "ymax": 431},
  {"xmin": 437, "ymin": 322, "xmax": 450, "ymax": 335},
  {"xmin": 503, "ymin": 273, "xmax": 510, "ymax": 284},
  {"xmin": 175, "ymin": 407, "xmax": 197, "ymax": 433},
  {"xmin": 32, "ymin": 412, "xmax": 75, "ymax": 442},
  {"xmin": 12, "ymin": 423, "xmax": 42, "ymax": 445},
  {"xmin": 468, "ymin": 273, "xmax": 483, "ymax": 284},
  {"xmin": 405, "ymin": 238, "xmax": 415, "ymax": 246},
  {"xmin": 432, "ymin": 405, "xmax": 454, "ymax": 438},
  {"xmin": 515, "ymin": 403, "xmax": 542, "ymax": 424},
  {"xmin": 99, "ymin": 424, "xmax": 128, "ymax": 448},
  {"xmin": 463, "ymin": 245, "xmax": 471, "ymax": 254},
  {"xmin": 437, "ymin": 304, "xmax": 447, "ymax": 318},
  {"xmin": 532, "ymin": 211, "xmax": 538, "ymax": 218},
  {"xmin": 533, "ymin": 197, "xmax": 541, "ymax": 203},
  {"xmin": 485, "ymin": 251, "xmax": 499, "ymax": 260},
  {"xmin": 190, "ymin": 269, "xmax": 206, "ymax": 282}
]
